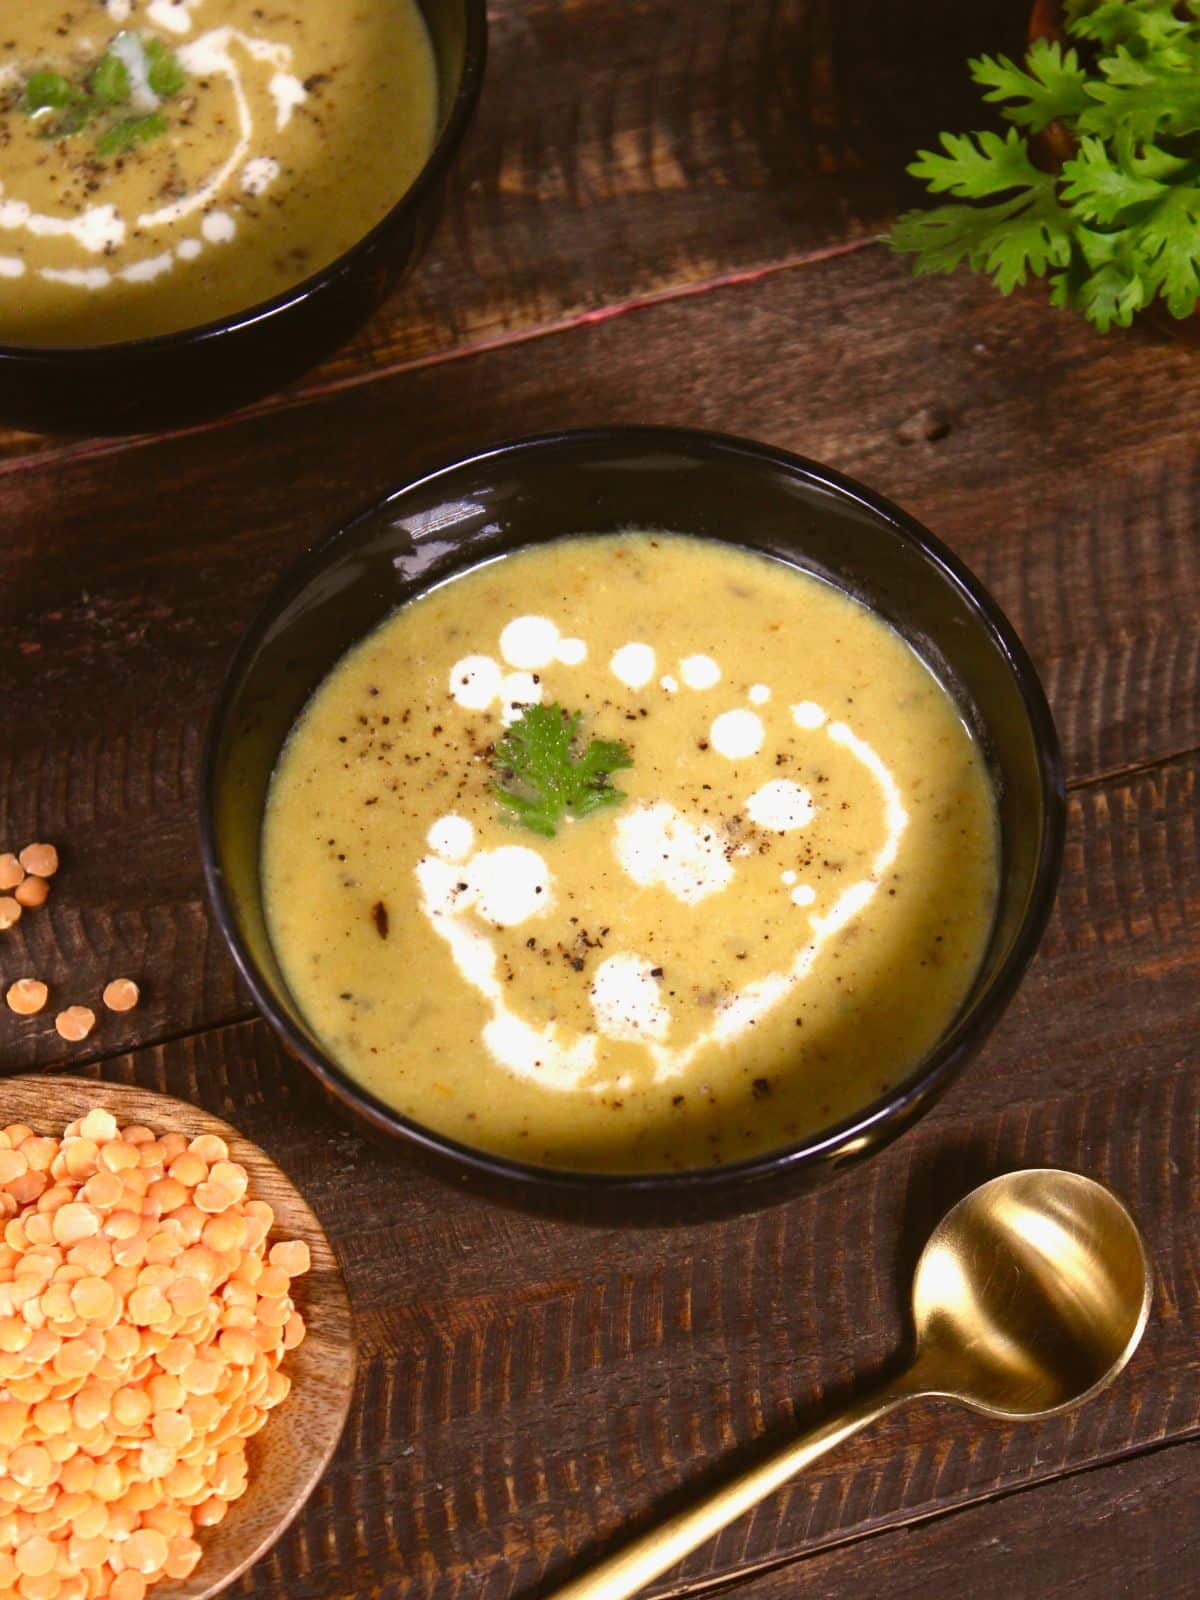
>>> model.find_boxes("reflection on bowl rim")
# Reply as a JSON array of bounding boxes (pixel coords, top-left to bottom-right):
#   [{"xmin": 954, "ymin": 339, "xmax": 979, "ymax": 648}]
[
  {"xmin": 0, "ymin": 0, "xmax": 488, "ymax": 359},
  {"xmin": 201, "ymin": 426, "xmax": 1066, "ymax": 1202}
]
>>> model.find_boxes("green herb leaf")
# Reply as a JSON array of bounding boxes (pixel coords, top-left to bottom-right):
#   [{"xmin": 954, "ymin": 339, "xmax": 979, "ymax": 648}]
[
  {"xmin": 1060, "ymin": 134, "xmax": 1168, "ymax": 223},
  {"xmin": 144, "ymin": 36, "xmax": 187, "ymax": 100},
  {"xmin": 491, "ymin": 703, "xmax": 633, "ymax": 839},
  {"xmin": 1065, "ymin": 1, "xmax": 1193, "ymax": 61},
  {"xmin": 1134, "ymin": 184, "xmax": 1200, "ymax": 317},
  {"xmin": 95, "ymin": 111, "xmax": 167, "ymax": 158},
  {"xmin": 906, "ymin": 127, "xmax": 1049, "ymax": 199},
  {"xmin": 1077, "ymin": 53, "xmax": 1200, "ymax": 141},
  {"xmin": 90, "ymin": 51, "xmax": 131, "ymax": 108},
  {"xmin": 22, "ymin": 71, "xmax": 84, "ymax": 114},
  {"xmin": 893, "ymin": 131, "xmax": 1072, "ymax": 293},
  {"xmin": 969, "ymin": 41, "xmax": 1091, "ymax": 133}
]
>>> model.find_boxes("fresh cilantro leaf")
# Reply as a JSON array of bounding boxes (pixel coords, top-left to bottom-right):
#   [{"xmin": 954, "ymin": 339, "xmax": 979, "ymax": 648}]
[
  {"xmin": 95, "ymin": 111, "xmax": 167, "ymax": 158},
  {"xmin": 22, "ymin": 72, "xmax": 84, "ymax": 114},
  {"xmin": 1134, "ymin": 184, "xmax": 1200, "ymax": 317},
  {"xmin": 894, "ymin": 132, "xmax": 1072, "ymax": 293},
  {"xmin": 90, "ymin": 51, "xmax": 131, "ymax": 108},
  {"xmin": 1074, "ymin": 257, "xmax": 1149, "ymax": 329},
  {"xmin": 144, "ymin": 36, "xmax": 187, "ymax": 100},
  {"xmin": 1060, "ymin": 134, "xmax": 1168, "ymax": 223},
  {"xmin": 1077, "ymin": 57, "xmax": 1200, "ymax": 141},
  {"xmin": 970, "ymin": 41, "xmax": 1091, "ymax": 133},
  {"xmin": 890, "ymin": 197, "xmax": 1029, "ymax": 277},
  {"xmin": 491, "ymin": 703, "xmax": 633, "ymax": 839},
  {"xmin": 1066, "ymin": 1, "xmax": 1193, "ymax": 61},
  {"xmin": 906, "ymin": 127, "xmax": 1049, "ymax": 198}
]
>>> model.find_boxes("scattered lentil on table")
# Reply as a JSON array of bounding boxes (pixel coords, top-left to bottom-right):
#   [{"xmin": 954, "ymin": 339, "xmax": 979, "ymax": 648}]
[
  {"xmin": 17, "ymin": 845, "xmax": 58, "ymax": 880},
  {"xmin": 14, "ymin": 877, "xmax": 49, "ymax": 910},
  {"xmin": 6, "ymin": 981, "xmax": 49, "ymax": 1018},
  {"xmin": 53, "ymin": 1008, "xmax": 96, "ymax": 1044},
  {"xmin": 101, "ymin": 983, "xmax": 140, "ymax": 1016}
]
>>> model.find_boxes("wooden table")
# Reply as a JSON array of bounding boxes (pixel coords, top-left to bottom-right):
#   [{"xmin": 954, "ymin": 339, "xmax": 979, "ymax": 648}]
[{"xmin": 3, "ymin": 2, "xmax": 1197, "ymax": 1595}]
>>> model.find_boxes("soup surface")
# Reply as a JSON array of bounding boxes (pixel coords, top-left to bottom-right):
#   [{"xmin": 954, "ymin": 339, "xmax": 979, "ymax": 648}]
[
  {"xmin": 263, "ymin": 535, "xmax": 999, "ymax": 1173},
  {"xmin": 0, "ymin": 0, "xmax": 437, "ymax": 345}
]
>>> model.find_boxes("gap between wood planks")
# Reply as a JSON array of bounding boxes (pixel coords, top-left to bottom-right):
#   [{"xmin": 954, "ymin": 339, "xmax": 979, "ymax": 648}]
[
  {"xmin": 0, "ymin": 236, "xmax": 878, "ymax": 483},
  {"xmin": 648, "ymin": 1431, "xmax": 1200, "ymax": 1600},
  {"xmin": 1067, "ymin": 741, "xmax": 1200, "ymax": 795}
]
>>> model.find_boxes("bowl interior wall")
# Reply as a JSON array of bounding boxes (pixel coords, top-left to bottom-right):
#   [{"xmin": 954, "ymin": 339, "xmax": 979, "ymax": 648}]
[{"xmin": 418, "ymin": 0, "xmax": 468, "ymax": 125}]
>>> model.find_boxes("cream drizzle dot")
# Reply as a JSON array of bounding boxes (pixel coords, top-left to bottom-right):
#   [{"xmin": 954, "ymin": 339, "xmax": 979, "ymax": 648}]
[
  {"xmin": 792, "ymin": 700, "xmax": 827, "ymax": 730},
  {"xmin": 680, "ymin": 654, "xmax": 720, "ymax": 690},
  {"xmin": 749, "ymin": 684, "xmax": 771, "ymax": 704},
  {"xmin": 500, "ymin": 671, "xmax": 543, "ymax": 726},
  {"xmin": 745, "ymin": 780, "xmax": 815, "ymax": 832},
  {"xmin": 610, "ymin": 643, "xmax": 656, "ymax": 689},
  {"xmin": 449, "ymin": 654, "xmax": 502, "ymax": 711},
  {"xmin": 201, "ymin": 211, "xmax": 236, "ymax": 244},
  {"xmin": 426, "ymin": 815, "xmax": 474, "ymax": 862},
  {"xmin": 709, "ymin": 710, "xmax": 764, "ymax": 760},
  {"xmin": 500, "ymin": 616, "xmax": 560, "ymax": 670}
]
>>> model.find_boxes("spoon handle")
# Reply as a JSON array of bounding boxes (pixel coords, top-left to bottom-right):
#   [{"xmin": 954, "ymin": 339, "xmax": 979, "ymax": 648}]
[{"xmin": 548, "ymin": 1376, "xmax": 915, "ymax": 1600}]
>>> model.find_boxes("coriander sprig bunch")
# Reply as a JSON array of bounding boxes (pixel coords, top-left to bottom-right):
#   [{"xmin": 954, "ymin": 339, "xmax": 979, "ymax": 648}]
[{"xmin": 889, "ymin": 0, "xmax": 1200, "ymax": 331}]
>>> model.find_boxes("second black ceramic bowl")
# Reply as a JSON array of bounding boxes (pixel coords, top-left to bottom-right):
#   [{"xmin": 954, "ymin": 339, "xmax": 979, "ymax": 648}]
[
  {"xmin": 0, "ymin": 0, "xmax": 486, "ymax": 436},
  {"xmin": 201, "ymin": 428, "xmax": 1065, "ymax": 1223}
]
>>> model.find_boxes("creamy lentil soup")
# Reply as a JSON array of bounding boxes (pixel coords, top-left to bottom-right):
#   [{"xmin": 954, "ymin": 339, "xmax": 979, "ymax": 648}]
[
  {"xmin": 0, "ymin": 0, "xmax": 437, "ymax": 345},
  {"xmin": 263, "ymin": 535, "xmax": 999, "ymax": 1173}
]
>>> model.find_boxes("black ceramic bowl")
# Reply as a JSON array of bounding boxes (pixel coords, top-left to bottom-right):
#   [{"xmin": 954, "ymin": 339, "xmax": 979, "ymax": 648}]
[
  {"xmin": 0, "ymin": 0, "xmax": 486, "ymax": 437},
  {"xmin": 201, "ymin": 428, "xmax": 1065, "ymax": 1223}
]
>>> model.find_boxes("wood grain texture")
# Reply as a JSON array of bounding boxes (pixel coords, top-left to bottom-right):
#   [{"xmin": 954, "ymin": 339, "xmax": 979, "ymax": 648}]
[
  {"xmin": 0, "ymin": 0, "xmax": 1024, "ymax": 466},
  {"xmin": 4, "ymin": 7, "xmax": 1199, "ymax": 1587},
  {"xmin": 708, "ymin": 1440, "xmax": 1200, "ymax": 1600},
  {"xmin": 3, "ymin": 247, "xmax": 1199, "ymax": 1071},
  {"xmin": 2, "ymin": 1076, "xmax": 356, "ymax": 1600},
  {"xmin": 14, "ymin": 1006, "xmax": 1192, "ymax": 1600}
]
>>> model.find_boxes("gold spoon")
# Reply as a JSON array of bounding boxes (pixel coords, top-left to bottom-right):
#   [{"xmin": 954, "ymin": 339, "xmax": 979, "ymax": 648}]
[{"xmin": 551, "ymin": 1168, "xmax": 1152, "ymax": 1600}]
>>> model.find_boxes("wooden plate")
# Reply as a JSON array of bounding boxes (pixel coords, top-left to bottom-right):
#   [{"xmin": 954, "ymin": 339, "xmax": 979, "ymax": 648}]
[{"xmin": 2, "ymin": 1075, "xmax": 356, "ymax": 1600}]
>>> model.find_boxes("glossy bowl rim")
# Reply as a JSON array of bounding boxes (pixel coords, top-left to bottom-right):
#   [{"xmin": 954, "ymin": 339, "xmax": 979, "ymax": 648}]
[
  {"xmin": 0, "ymin": 0, "xmax": 488, "ymax": 361},
  {"xmin": 200, "ymin": 425, "xmax": 1066, "ymax": 1199}
]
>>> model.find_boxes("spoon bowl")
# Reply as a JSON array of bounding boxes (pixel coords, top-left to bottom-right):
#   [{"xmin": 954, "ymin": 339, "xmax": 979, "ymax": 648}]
[{"xmin": 911, "ymin": 1168, "xmax": 1153, "ymax": 1419}]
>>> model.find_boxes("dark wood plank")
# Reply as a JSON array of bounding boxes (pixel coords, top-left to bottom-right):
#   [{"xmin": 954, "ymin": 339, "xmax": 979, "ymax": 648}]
[
  {"xmin": 708, "ymin": 1440, "xmax": 1200, "ymax": 1600},
  {"xmin": 29, "ymin": 972, "xmax": 1195, "ymax": 1600},
  {"xmin": 3, "ymin": 247, "xmax": 1199, "ymax": 1066},
  {"xmin": 0, "ymin": 0, "xmax": 1024, "ymax": 464}
]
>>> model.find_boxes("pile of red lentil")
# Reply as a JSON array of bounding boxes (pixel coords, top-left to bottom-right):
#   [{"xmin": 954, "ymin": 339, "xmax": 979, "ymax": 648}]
[{"xmin": 0, "ymin": 1109, "xmax": 310, "ymax": 1599}]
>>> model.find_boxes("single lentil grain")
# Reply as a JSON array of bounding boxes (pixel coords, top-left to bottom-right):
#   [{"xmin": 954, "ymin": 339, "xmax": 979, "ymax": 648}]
[
  {"xmin": 19, "ymin": 844, "xmax": 59, "ymax": 878},
  {"xmin": 7, "ymin": 979, "xmax": 49, "ymax": 1016},
  {"xmin": 54, "ymin": 1008, "xmax": 96, "ymax": 1044},
  {"xmin": 102, "ymin": 981, "xmax": 140, "ymax": 1014},
  {"xmin": 14, "ymin": 875, "xmax": 50, "ymax": 909}
]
